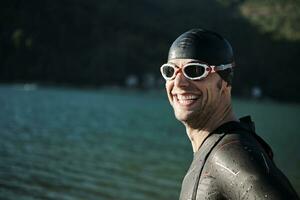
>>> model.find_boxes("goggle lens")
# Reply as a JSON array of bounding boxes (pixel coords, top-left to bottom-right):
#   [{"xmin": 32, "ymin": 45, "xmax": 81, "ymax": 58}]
[
  {"xmin": 162, "ymin": 65, "xmax": 175, "ymax": 78},
  {"xmin": 184, "ymin": 64, "xmax": 205, "ymax": 78}
]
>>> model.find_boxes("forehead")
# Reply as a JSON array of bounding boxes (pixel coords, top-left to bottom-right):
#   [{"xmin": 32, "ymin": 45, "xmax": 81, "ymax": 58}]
[{"xmin": 167, "ymin": 58, "xmax": 199, "ymax": 67}]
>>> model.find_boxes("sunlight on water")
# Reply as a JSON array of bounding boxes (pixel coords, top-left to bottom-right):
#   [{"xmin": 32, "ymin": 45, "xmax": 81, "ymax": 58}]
[{"xmin": 0, "ymin": 85, "xmax": 299, "ymax": 199}]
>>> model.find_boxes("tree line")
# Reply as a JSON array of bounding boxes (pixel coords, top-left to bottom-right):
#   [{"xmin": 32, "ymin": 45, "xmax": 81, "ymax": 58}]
[{"xmin": 1, "ymin": 0, "xmax": 300, "ymax": 102}]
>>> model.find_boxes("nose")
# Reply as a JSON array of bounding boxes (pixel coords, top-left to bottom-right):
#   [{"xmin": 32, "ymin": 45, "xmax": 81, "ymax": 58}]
[{"xmin": 174, "ymin": 71, "xmax": 189, "ymax": 88}]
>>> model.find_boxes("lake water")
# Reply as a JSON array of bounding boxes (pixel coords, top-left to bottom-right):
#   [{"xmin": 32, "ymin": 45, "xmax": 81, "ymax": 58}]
[{"xmin": 0, "ymin": 85, "xmax": 299, "ymax": 199}]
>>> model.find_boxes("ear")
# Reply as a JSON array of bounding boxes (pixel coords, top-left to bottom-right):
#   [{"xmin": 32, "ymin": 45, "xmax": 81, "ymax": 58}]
[{"xmin": 220, "ymin": 79, "xmax": 230, "ymax": 93}]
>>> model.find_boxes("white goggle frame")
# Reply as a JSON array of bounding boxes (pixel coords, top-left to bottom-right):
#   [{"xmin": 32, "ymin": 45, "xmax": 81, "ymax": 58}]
[{"xmin": 160, "ymin": 62, "xmax": 234, "ymax": 81}]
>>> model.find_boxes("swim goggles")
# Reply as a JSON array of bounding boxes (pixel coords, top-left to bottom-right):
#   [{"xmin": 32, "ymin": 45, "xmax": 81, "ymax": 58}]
[{"xmin": 160, "ymin": 62, "xmax": 234, "ymax": 81}]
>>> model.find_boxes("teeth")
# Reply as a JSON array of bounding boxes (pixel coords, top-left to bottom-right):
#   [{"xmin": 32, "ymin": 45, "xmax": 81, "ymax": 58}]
[{"xmin": 177, "ymin": 95, "xmax": 199, "ymax": 100}]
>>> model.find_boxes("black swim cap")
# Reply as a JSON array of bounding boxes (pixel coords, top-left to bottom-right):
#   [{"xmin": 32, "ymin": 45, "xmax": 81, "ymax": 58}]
[{"xmin": 168, "ymin": 28, "xmax": 234, "ymax": 85}]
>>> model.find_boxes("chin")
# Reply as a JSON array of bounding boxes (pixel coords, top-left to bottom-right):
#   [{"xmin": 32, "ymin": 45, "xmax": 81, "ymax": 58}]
[{"xmin": 174, "ymin": 110, "xmax": 194, "ymax": 123}]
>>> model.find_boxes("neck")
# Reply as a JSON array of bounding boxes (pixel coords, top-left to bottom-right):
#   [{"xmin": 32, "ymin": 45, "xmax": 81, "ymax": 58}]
[{"xmin": 184, "ymin": 104, "xmax": 238, "ymax": 153}]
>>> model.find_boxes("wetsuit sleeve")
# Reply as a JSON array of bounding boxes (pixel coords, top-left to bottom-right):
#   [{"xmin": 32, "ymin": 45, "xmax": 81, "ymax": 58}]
[{"xmin": 209, "ymin": 135, "xmax": 300, "ymax": 200}]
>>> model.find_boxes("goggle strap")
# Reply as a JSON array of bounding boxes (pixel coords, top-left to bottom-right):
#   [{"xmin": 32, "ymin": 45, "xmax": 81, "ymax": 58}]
[{"xmin": 215, "ymin": 63, "xmax": 234, "ymax": 71}]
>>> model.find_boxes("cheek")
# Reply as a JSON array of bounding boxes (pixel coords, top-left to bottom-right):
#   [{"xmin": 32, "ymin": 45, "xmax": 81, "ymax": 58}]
[
  {"xmin": 200, "ymin": 83, "xmax": 219, "ymax": 105},
  {"xmin": 199, "ymin": 74, "xmax": 223, "ymax": 96},
  {"xmin": 165, "ymin": 81, "xmax": 171, "ymax": 93},
  {"xmin": 206, "ymin": 83, "xmax": 223, "ymax": 103},
  {"xmin": 165, "ymin": 82, "xmax": 174, "ymax": 104}
]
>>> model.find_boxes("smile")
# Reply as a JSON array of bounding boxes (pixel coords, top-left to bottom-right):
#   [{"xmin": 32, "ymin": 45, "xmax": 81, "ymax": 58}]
[{"xmin": 173, "ymin": 94, "xmax": 200, "ymax": 106}]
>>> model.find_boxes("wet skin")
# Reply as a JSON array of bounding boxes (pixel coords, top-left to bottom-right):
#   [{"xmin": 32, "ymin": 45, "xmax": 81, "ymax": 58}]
[{"xmin": 165, "ymin": 58, "xmax": 235, "ymax": 151}]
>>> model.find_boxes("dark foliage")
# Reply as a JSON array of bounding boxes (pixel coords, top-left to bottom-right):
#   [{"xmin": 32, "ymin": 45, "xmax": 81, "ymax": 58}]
[{"xmin": 1, "ymin": 0, "xmax": 300, "ymax": 102}]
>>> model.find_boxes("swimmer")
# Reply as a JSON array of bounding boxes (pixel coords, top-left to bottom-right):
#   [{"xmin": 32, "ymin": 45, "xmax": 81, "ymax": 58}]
[{"xmin": 160, "ymin": 28, "xmax": 299, "ymax": 200}]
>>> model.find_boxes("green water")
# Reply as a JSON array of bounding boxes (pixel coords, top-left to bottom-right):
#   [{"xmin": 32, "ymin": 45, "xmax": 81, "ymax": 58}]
[{"xmin": 0, "ymin": 85, "xmax": 299, "ymax": 199}]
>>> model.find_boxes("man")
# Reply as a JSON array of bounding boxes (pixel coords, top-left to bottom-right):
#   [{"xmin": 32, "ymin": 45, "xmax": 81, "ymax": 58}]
[{"xmin": 160, "ymin": 29, "xmax": 299, "ymax": 200}]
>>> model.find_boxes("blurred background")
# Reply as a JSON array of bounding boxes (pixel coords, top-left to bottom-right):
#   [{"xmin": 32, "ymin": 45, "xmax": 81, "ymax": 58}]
[{"xmin": 0, "ymin": 0, "xmax": 299, "ymax": 199}]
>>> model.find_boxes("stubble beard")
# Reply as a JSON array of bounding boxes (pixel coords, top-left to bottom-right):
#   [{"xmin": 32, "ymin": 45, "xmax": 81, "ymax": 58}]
[
  {"xmin": 173, "ymin": 89, "xmax": 220, "ymax": 130},
  {"xmin": 174, "ymin": 96, "xmax": 209, "ymax": 127}
]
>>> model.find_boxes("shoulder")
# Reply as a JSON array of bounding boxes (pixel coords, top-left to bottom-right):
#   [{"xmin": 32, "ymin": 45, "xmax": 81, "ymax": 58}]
[
  {"xmin": 203, "ymin": 132, "xmax": 299, "ymax": 199},
  {"xmin": 209, "ymin": 131, "xmax": 272, "ymax": 179}
]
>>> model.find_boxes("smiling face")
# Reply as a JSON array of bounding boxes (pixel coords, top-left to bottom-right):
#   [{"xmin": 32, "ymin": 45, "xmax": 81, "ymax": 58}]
[{"xmin": 165, "ymin": 59, "xmax": 228, "ymax": 127}]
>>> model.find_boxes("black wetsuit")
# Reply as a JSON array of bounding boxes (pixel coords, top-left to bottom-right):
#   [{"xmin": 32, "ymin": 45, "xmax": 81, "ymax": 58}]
[{"xmin": 179, "ymin": 116, "xmax": 299, "ymax": 200}]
